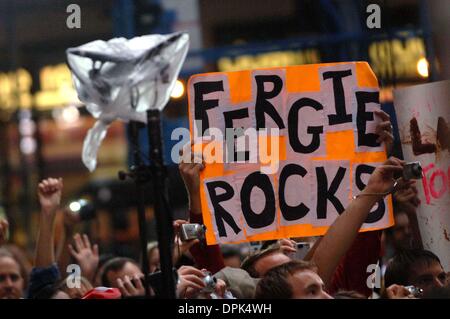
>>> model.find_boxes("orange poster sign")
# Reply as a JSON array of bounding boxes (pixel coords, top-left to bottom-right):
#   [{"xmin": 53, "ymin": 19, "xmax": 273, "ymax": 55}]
[{"xmin": 188, "ymin": 62, "xmax": 392, "ymax": 245}]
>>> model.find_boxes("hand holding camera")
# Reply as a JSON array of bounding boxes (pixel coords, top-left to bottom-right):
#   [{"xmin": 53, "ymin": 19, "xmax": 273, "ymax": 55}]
[
  {"xmin": 176, "ymin": 265, "xmax": 208, "ymax": 298},
  {"xmin": 173, "ymin": 220, "xmax": 204, "ymax": 263},
  {"xmin": 179, "ymin": 223, "xmax": 206, "ymax": 242},
  {"xmin": 386, "ymin": 284, "xmax": 420, "ymax": 299}
]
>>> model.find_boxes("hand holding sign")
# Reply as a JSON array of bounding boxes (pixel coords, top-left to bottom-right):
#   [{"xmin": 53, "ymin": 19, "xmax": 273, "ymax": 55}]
[
  {"xmin": 179, "ymin": 143, "xmax": 204, "ymax": 216},
  {"xmin": 374, "ymin": 109, "xmax": 394, "ymax": 152}
]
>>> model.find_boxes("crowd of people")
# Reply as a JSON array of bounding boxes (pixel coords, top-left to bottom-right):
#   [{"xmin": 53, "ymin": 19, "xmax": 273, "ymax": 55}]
[{"xmin": 0, "ymin": 110, "xmax": 449, "ymax": 299}]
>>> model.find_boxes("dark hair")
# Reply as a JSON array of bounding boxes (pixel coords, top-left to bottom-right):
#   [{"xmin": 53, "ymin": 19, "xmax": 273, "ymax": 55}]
[
  {"xmin": 100, "ymin": 257, "xmax": 140, "ymax": 287},
  {"xmin": 255, "ymin": 260, "xmax": 317, "ymax": 299},
  {"xmin": 220, "ymin": 244, "xmax": 241, "ymax": 259},
  {"xmin": 241, "ymin": 247, "xmax": 283, "ymax": 278},
  {"xmin": 333, "ymin": 290, "xmax": 366, "ymax": 299},
  {"xmin": 384, "ymin": 249, "xmax": 442, "ymax": 288}
]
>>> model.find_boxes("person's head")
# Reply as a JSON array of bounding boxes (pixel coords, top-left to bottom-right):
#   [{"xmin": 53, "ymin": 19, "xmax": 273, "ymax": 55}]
[
  {"xmin": 94, "ymin": 253, "xmax": 115, "ymax": 287},
  {"xmin": 255, "ymin": 260, "xmax": 333, "ymax": 299},
  {"xmin": 385, "ymin": 249, "xmax": 447, "ymax": 295},
  {"xmin": 386, "ymin": 208, "xmax": 412, "ymax": 250},
  {"xmin": 147, "ymin": 242, "xmax": 160, "ymax": 273},
  {"xmin": 241, "ymin": 247, "xmax": 291, "ymax": 278},
  {"xmin": 214, "ymin": 267, "xmax": 260, "ymax": 299},
  {"xmin": 100, "ymin": 257, "xmax": 143, "ymax": 288},
  {"xmin": 0, "ymin": 249, "xmax": 24, "ymax": 299}
]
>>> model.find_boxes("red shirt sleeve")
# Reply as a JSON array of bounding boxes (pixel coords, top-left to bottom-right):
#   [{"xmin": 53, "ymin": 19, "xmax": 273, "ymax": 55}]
[
  {"xmin": 328, "ymin": 230, "xmax": 381, "ymax": 298},
  {"xmin": 188, "ymin": 212, "xmax": 225, "ymax": 274}
]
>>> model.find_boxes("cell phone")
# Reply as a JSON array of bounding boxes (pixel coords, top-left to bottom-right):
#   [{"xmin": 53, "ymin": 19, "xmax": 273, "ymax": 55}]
[
  {"xmin": 289, "ymin": 242, "xmax": 311, "ymax": 260},
  {"xmin": 147, "ymin": 268, "xmax": 179, "ymax": 297}
]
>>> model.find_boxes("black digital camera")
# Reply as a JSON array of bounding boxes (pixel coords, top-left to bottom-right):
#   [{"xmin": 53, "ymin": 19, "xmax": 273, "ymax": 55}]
[{"xmin": 403, "ymin": 161, "xmax": 423, "ymax": 180}]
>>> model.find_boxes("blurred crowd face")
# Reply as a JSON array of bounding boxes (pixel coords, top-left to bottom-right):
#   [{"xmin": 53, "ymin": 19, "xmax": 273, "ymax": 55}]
[
  {"xmin": 409, "ymin": 260, "xmax": 447, "ymax": 294},
  {"xmin": 254, "ymin": 252, "xmax": 291, "ymax": 277},
  {"xmin": 391, "ymin": 212, "xmax": 412, "ymax": 249},
  {"xmin": 223, "ymin": 255, "xmax": 241, "ymax": 269},
  {"xmin": 0, "ymin": 256, "xmax": 24, "ymax": 299},
  {"xmin": 148, "ymin": 248, "xmax": 160, "ymax": 273},
  {"xmin": 106, "ymin": 261, "xmax": 143, "ymax": 288},
  {"xmin": 290, "ymin": 270, "xmax": 333, "ymax": 299}
]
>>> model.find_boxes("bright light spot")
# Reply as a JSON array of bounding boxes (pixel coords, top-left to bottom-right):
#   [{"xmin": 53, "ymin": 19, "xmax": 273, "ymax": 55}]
[
  {"xmin": 20, "ymin": 137, "xmax": 36, "ymax": 155},
  {"xmin": 19, "ymin": 119, "xmax": 36, "ymax": 136},
  {"xmin": 417, "ymin": 57, "xmax": 429, "ymax": 78},
  {"xmin": 170, "ymin": 80, "xmax": 184, "ymax": 99},
  {"xmin": 52, "ymin": 105, "xmax": 80, "ymax": 128},
  {"xmin": 61, "ymin": 106, "xmax": 80, "ymax": 123},
  {"xmin": 69, "ymin": 201, "xmax": 81, "ymax": 212}
]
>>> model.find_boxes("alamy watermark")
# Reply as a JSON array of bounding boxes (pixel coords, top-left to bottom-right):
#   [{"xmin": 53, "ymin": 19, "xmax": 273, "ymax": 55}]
[
  {"xmin": 66, "ymin": 4, "xmax": 81, "ymax": 29},
  {"xmin": 171, "ymin": 122, "xmax": 281, "ymax": 174},
  {"xmin": 366, "ymin": 263, "xmax": 382, "ymax": 289},
  {"xmin": 66, "ymin": 264, "xmax": 81, "ymax": 289},
  {"xmin": 366, "ymin": 4, "xmax": 381, "ymax": 29}
]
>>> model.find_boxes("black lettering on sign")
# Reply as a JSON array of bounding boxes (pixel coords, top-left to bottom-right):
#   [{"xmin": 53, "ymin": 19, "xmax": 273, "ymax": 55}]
[
  {"xmin": 316, "ymin": 166, "xmax": 346, "ymax": 219},
  {"xmin": 355, "ymin": 164, "xmax": 385, "ymax": 223},
  {"xmin": 194, "ymin": 81, "xmax": 224, "ymax": 135},
  {"xmin": 254, "ymin": 75, "xmax": 286, "ymax": 130},
  {"xmin": 356, "ymin": 91, "xmax": 381, "ymax": 147},
  {"xmin": 224, "ymin": 108, "xmax": 250, "ymax": 162},
  {"xmin": 240, "ymin": 172, "xmax": 276, "ymax": 229},
  {"xmin": 288, "ymin": 97, "xmax": 324, "ymax": 154},
  {"xmin": 206, "ymin": 181, "xmax": 241, "ymax": 237},
  {"xmin": 279, "ymin": 164, "xmax": 310, "ymax": 221},
  {"xmin": 322, "ymin": 70, "xmax": 353, "ymax": 125}
]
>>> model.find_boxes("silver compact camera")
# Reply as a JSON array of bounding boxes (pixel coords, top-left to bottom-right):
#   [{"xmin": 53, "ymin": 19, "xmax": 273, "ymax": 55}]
[
  {"xmin": 180, "ymin": 223, "xmax": 206, "ymax": 242},
  {"xmin": 201, "ymin": 271, "xmax": 217, "ymax": 293},
  {"xmin": 403, "ymin": 161, "xmax": 423, "ymax": 180},
  {"xmin": 404, "ymin": 285, "xmax": 423, "ymax": 297}
]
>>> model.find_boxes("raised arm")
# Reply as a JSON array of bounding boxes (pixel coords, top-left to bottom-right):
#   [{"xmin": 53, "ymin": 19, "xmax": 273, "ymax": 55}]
[
  {"xmin": 35, "ymin": 178, "xmax": 63, "ymax": 268},
  {"xmin": 312, "ymin": 157, "xmax": 404, "ymax": 287},
  {"xmin": 179, "ymin": 144, "xmax": 225, "ymax": 273}
]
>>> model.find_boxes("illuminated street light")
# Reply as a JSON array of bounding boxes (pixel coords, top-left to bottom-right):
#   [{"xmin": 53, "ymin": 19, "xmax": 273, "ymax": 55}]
[
  {"xmin": 417, "ymin": 57, "xmax": 429, "ymax": 78},
  {"xmin": 170, "ymin": 80, "xmax": 185, "ymax": 99}
]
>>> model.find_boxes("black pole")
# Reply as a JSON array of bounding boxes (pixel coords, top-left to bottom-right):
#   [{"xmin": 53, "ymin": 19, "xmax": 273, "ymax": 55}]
[
  {"xmin": 120, "ymin": 122, "xmax": 152, "ymax": 298},
  {"xmin": 147, "ymin": 109, "xmax": 176, "ymax": 299}
]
